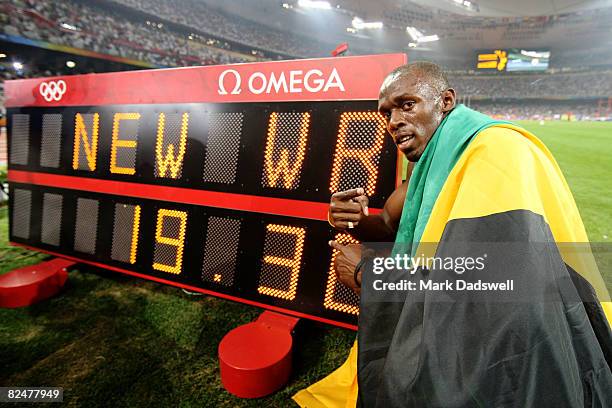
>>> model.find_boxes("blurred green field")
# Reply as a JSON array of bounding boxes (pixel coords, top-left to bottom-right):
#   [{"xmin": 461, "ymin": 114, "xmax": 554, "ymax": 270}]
[{"xmin": 0, "ymin": 120, "xmax": 610, "ymax": 407}]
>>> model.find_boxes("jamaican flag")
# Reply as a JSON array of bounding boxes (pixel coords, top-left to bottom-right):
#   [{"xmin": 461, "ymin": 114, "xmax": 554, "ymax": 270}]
[{"xmin": 294, "ymin": 105, "xmax": 611, "ymax": 407}]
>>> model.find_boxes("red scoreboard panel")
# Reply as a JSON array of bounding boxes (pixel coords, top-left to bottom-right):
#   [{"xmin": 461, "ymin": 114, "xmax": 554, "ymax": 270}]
[{"xmin": 5, "ymin": 54, "xmax": 406, "ymax": 330}]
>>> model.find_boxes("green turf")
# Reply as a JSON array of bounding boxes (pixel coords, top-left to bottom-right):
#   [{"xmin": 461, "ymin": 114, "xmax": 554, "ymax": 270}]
[{"xmin": 0, "ymin": 121, "xmax": 610, "ymax": 406}]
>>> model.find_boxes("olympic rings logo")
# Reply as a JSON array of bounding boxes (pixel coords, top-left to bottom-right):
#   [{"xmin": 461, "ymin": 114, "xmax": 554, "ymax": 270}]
[{"xmin": 39, "ymin": 80, "xmax": 67, "ymax": 102}]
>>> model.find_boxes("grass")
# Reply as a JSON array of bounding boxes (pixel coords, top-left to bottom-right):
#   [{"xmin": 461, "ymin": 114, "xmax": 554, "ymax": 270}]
[{"xmin": 0, "ymin": 121, "xmax": 611, "ymax": 406}]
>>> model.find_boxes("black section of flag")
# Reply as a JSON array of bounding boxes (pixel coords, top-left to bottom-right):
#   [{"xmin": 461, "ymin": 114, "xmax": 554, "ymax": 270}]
[{"xmin": 358, "ymin": 210, "xmax": 612, "ymax": 407}]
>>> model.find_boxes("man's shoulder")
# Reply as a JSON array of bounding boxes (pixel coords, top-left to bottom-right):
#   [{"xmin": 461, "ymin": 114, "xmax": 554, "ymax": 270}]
[{"xmin": 466, "ymin": 125, "xmax": 547, "ymax": 164}]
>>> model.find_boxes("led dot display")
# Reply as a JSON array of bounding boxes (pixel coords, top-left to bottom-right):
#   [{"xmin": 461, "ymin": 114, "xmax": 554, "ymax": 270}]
[
  {"xmin": 41, "ymin": 193, "xmax": 63, "ymax": 246},
  {"xmin": 155, "ymin": 113, "xmax": 188, "ymax": 179},
  {"xmin": 329, "ymin": 111, "xmax": 386, "ymax": 196},
  {"xmin": 152, "ymin": 209, "xmax": 187, "ymax": 274},
  {"xmin": 73, "ymin": 113, "xmax": 99, "ymax": 171},
  {"xmin": 11, "ymin": 188, "xmax": 32, "ymax": 239},
  {"xmin": 110, "ymin": 113, "xmax": 140, "ymax": 175},
  {"xmin": 324, "ymin": 233, "xmax": 360, "ymax": 315},
  {"xmin": 9, "ymin": 114, "xmax": 30, "ymax": 165},
  {"xmin": 258, "ymin": 224, "xmax": 306, "ymax": 301},
  {"xmin": 40, "ymin": 114, "xmax": 63, "ymax": 168},
  {"xmin": 111, "ymin": 203, "xmax": 141, "ymax": 264},
  {"xmin": 202, "ymin": 216, "xmax": 241, "ymax": 286},
  {"xmin": 262, "ymin": 112, "xmax": 310, "ymax": 189},
  {"xmin": 203, "ymin": 112, "xmax": 243, "ymax": 184},
  {"xmin": 74, "ymin": 198, "xmax": 99, "ymax": 254},
  {"xmin": 7, "ymin": 97, "xmax": 399, "ymax": 329}
]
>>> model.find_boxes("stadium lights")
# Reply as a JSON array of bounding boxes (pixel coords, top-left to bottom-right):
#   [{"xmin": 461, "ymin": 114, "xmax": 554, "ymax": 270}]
[
  {"xmin": 0, "ymin": 53, "xmax": 6, "ymax": 58},
  {"xmin": 408, "ymin": 42, "xmax": 417, "ymax": 48},
  {"xmin": 406, "ymin": 27, "xmax": 439, "ymax": 43},
  {"xmin": 346, "ymin": 27, "xmax": 357, "ymax": 33},
  {"xmin": 13, "ymin": 62, "xmax": 23, "ymax": 70},
  {"xmin": 298, "ymin": 0, "xmax": 332, "ymax": 10},
  {"xmin": 406, "ymin": 26, "xmax": 423, "ymax": 41},
  {"xmin": 66, "ymin": 60, "xmax": 76, "ymax": 68},
  {"xmin": 60, "ymin": 23, "xmax": 78, "ymax": 31},
  {"xmin": 352, "ymin": 17, "xmax": 383, "ymax": 30},
  {"xmin": 451, "ymin": 0, "xmax": 479, "ymax": 12},
  {"xmin": 418, "ymin": 35, "xmax": 439, "ymax": 43}
]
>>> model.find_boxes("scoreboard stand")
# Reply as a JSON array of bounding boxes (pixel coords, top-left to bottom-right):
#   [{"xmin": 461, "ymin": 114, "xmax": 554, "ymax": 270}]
[
  {"xmin": 219, "ymin": 310, "xmax": 299, "ymax": 398},
  {"xmin": 0, "ymin": 258, "xmax": 73, "ymax": 308}
]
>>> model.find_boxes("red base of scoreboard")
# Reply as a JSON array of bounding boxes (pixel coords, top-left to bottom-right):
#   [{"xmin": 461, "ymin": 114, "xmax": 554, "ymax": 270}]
[
  {"xmin": 0, "ymin": 258, "xmax": 73, "ymax": 308},
  {"xmin": 219, "ymin": 311, "xmax": 299, "ymax": 398}
]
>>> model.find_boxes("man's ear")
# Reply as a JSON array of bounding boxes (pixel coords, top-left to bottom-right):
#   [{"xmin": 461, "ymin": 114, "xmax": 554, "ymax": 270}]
[{"xmin": 441, "ymin": 88, "xmax": 456, "ymax": 113}]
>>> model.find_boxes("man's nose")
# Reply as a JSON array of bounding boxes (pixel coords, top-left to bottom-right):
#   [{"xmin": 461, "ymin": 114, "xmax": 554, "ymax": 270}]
[{"xmin": 388, "ymin": 109, "xmax": 407, "ymax": 131}]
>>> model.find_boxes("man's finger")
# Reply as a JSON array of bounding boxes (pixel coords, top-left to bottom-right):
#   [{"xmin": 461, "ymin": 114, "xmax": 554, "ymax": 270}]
[
  {"xmin": 330, "ymin": 212, "xmax": 361, "ymax": 223},
  {"xmin": 332, "ymin": 187, "xmax": 365, "ymax": 201},
  {"xmin": 352, "ymin": 195, "xmax": 369, "ymax": 216},
  {"xmin": 331, "ymin": 200, "xmax": 362, "ymax": 214}
]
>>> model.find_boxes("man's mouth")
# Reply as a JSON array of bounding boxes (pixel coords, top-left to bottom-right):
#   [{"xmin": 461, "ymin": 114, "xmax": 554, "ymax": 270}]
[{"xmin": 396, "ymin": 134, "xmax": 415, "ymax": 150}]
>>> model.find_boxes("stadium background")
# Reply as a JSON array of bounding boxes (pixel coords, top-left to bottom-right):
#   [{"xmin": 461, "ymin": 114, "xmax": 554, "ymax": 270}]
[{"xmin": 0, "ymin": 0, "xmax": 610, "ymax": 406}]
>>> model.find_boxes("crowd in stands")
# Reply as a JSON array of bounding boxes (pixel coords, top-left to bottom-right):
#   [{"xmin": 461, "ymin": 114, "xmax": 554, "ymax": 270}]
[
  {"xmin": 450, "ymin": 71, "xmax": 612, "ymax": 98},
  {"xmin": 407, "ymin": 6, "xmax": 612, "ymax": 32},
  {"xmin": 107, "ymin": 0, "xmax": 335, "ymax": 57},
  {"xmin": 470, "ymin": 100, "xmax": 610, "ymax": 121},
  {"xmin": 552, "ymin": 48, "xmax": 612, "ymax": 70},
  {"xmin": 1, "ymin": 0, "xmax": 612, "ymax": 121},
  {"xmin": 1, "ymin": 0, "xmax": 254, "ymax": 68},
  {"xmin": 3, "ymin": 0, "xmax": 612, "ymax": 72}
]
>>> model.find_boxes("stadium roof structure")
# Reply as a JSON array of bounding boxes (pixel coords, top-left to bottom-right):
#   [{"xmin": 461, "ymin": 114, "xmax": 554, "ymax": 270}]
[
  {"xmin": 367, "ymin": 0, "xmax": 612, "ymax": 17},
  {"xmin": 203, "ymin": 0, "xmax": 612, "ymax": 61}
]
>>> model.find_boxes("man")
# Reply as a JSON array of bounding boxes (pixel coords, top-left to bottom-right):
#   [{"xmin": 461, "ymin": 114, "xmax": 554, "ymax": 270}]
[{"xmin": 294, "ymin": 62, "xmax": 612, "ymax": 407}]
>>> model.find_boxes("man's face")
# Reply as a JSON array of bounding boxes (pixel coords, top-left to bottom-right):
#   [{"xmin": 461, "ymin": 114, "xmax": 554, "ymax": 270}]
[{"xmin": 378, "ymin": 74, "xmax": 445, "ymax": 162}]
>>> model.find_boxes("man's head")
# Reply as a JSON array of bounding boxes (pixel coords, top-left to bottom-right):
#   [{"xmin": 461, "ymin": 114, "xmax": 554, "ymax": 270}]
[{"xmin": 378, "ymin": 61, "xmax": 456, "ymax": 161}]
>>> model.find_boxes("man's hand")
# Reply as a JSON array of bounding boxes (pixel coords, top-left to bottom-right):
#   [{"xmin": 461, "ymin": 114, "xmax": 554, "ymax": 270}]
[
  {"xmin": 329, "ymin": 187, "xmax": 369, "ymax": 230},
  {"xmin": 329, "ymin": 240, "xmax": 362, "ymax": 295}
]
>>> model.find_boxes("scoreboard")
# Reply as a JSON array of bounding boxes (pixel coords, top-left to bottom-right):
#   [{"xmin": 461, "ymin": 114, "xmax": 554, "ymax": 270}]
[
  {"xmin": 5, "ymin": 54, "xmax": 406, "ymax": 330},
  {"xmin": 476, "ymin": 49, "xmax": 550, "ymax": 72}
]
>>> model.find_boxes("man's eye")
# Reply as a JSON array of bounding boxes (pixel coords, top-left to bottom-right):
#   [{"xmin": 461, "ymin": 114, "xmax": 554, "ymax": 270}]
[{"xmin": 402, "ymin": 101, "xmax": 415, "ymax": 110}]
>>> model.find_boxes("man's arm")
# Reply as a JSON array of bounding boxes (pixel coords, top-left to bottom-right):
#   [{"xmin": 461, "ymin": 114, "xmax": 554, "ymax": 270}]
[
  {"xmin": 328, "ymin": 163, "xmax": 412, "ymax": 293},
  {"xmin": 329, "ymin": 161, "xmax": 413, "ymax": 242},
  {"xmin": 329, "ymin": 180, "xmax": 408, "ymax": 242},
  {"xmin": 350, "ymin": 181, "xmax": 407, "ymax": 242}
]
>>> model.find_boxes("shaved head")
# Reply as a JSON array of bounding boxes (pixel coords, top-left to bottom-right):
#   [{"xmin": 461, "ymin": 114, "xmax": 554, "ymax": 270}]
[{"xmin": 380, "ymin": 61, "xmax": 450, "ymax": 99}]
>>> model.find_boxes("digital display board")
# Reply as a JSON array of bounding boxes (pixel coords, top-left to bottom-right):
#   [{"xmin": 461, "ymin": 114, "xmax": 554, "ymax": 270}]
[
  {"xmin": 476, "ymin": 49, "xmax": 550, "ymax": 72},
  {"xmin": 506, "ymin": 49, "xmax": 550, "ymax": 72},
  {"xmin": 5, "ymin": 54, "xmax": 406, "ymax": 329}
]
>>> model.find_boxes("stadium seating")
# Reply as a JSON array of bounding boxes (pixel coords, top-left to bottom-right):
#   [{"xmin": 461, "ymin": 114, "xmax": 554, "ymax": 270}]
[{"xmin": 1, "ymin": 0, "xmax": 611, "ymax": 120}]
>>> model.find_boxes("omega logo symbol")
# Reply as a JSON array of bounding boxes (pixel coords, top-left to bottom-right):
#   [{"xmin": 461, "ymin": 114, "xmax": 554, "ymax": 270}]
[
  {"xmin": 217, "ymin": 69, "xmax": 242, "ymax": 95},
  {"xmin": 39, "ymin": 80, "xmax": 67, "ymax": 102}
]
